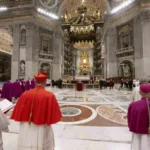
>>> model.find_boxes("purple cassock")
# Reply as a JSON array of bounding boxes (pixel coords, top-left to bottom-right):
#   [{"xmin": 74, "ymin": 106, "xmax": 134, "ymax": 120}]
[
  {"xmin": 12, "ymin": 81, "xmax": 24, "ymax": 99},
  {"xmin": 1, "ymin": 81, "xmax": 13, "ymax": 101},
  {"xmin": 25, "ymin": 80, "xmax": 31, "ymax": 91},
  {"xmin": 19, "ymin": 80, "xmax": 25, "ymax": 92},
  {"xmin": 128, "ymin": 84, "xmax": 150, "ymax": 134},
  {"xmin": 31, "ymin": 79, "xmax": 35, "ymax": 89}
]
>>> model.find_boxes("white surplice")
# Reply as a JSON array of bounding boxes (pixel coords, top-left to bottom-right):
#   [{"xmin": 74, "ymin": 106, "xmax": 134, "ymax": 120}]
[
  {"xmin": 0, "ymin": 109, "xmax": 9, "ymax": 150},
  {"xmin": 131, "ymin": 87, "xmax": 141, "ymax": 102},
  {"xmin": 131, "ymin": 133, "xmax": 150, "ymax": 150},
  {"xmin": 17, "ymin": 122, "xmax": 55, "ymax": 150}
]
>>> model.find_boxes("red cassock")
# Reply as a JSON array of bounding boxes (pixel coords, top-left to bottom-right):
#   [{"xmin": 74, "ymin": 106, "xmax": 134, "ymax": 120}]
[{"xmin": 11, "ymin": 86, "xmax": 62, "ymax": 125}]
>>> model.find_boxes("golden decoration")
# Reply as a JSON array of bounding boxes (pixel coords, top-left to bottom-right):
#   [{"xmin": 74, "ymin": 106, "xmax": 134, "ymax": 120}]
[{"xmin": 78, "ymin": 51, "xmax": 90, "ymax": 75}]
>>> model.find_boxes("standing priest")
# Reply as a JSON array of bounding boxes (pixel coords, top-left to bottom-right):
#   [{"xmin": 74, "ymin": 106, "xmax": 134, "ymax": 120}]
[{"xmin": 11, "ymin": 72, "xmax": 62, "ymax": 150}]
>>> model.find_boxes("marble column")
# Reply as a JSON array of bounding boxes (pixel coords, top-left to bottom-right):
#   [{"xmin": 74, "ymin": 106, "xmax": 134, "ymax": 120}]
[
  {"xmin": 52, "ymin": 31, "xmax": 62, "ymax": 80},
  {"xmin": 106, "ymin": 28, "xmax": 118, "ymax": 78},
  {"xmin": 11, "ymin": 24, "xmax": 20, "ymax": 81}
]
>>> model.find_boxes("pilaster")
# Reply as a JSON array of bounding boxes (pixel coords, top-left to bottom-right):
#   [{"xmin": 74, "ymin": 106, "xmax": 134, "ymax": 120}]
[
  {"xmin": 106, "ymin": 28, "xmax": 118, "ymax": 78},
  {"xmin": 52, "ymin": 30, "xmax": 62, "ymax": 80},
  {"xmin": 11, "ymin": 24, "xmax": 20, "ymax": 81}
]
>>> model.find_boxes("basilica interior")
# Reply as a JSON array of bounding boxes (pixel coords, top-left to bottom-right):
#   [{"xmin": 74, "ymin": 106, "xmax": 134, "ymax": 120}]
[{"xmin": 0, "ymin": 0, "xmax": 150, "ymax": 149}]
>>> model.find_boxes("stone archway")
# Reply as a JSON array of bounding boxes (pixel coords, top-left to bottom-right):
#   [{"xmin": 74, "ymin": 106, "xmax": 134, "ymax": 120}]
[
  {"xmin": 39, "ymin": 62, "xmax": 52, "ymax": 79},
  {"xmin": 0, "ymin": 28, "xmax": 12, "ymax": 81},
  {"xmin": 119, "ymin": 60, "xmax": 134, "ymax": 78}
]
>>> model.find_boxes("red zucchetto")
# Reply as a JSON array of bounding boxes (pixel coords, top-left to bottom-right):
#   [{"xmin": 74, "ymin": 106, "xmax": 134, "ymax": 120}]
[{"xmin": 34, "ymin": 72, "xmax": 48, "ymax": 83}]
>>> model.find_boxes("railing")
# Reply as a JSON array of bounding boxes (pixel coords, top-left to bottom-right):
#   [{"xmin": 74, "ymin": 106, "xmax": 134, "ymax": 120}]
[
  {"xmin": 116, "ymin": 46, "xmax": 134, "ymax": 55},
  {"xmin": 39, "ymin": 50, "xmax": 53, "ymax": 59}
]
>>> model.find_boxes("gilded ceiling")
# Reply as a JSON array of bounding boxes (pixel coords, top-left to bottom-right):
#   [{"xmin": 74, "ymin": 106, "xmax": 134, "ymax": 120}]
[
  {"xmin": 58, "ymin": 0, "xmax": 107, "ymax": 18},
  {"xmin": 0, "ymin": 0, "xmax": 134, "ymax": 16},
  {"xmin": 0, "ymin": 29, "xmax": 12, "ymax": 54}
]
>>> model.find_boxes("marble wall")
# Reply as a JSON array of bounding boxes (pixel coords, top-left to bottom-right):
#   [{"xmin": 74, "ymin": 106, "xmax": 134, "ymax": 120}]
[
  {"xmin": 11, "ymin": 23, "xmax": 49, "ymax": 81},
  {"xmin": 105, "ymin": 4, "xmax": 150, "ymax": 79}
]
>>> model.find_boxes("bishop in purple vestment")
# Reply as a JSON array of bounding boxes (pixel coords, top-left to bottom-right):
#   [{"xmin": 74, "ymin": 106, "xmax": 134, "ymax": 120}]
[
  {"xmin": 12, "ymin": 81, "xmax": 24, "ymax": 99},
  {"xmin": 1, "ymin": 81, "xmax": 13, "ymax": 101},
  {"xmin": 25, "ymin": 80, "xmax": 31, "ymax": 91},
  {"xmin": 128, "ymin": 84, "xmax": 150, "ymax": 150},
  {"xmin": 31, "ymin": 79, "xmax": 35, "ymax": 89}
]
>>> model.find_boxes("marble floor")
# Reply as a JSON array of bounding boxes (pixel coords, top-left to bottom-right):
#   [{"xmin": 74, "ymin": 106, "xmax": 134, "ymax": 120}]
[{"xmin": 3, "ymin": 87, "xmax": 132, "ymax": 150}]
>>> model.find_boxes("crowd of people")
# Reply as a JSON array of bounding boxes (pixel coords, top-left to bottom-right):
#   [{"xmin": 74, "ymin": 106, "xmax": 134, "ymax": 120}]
[
  {"xmin": 99, "ymin": 79, "xmax": 115, "ymax": 90},
  {"xmin": 119, "ymin": 79, "xmax": 140, "ymax": 90},
  {"xmin": 98, "ymin": 78, "xmax": 142, "ymax": 91}
]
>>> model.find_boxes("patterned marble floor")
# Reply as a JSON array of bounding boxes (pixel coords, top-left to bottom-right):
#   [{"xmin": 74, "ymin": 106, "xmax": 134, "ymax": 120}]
[{"xmin": 3, "ymin": 87, "xmax": 132, "ymax": 150}]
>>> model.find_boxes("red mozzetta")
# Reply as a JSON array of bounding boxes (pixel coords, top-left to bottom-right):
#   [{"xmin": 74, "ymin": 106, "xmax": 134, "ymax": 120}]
[{"xmin": 11, "ymin": 86, "xmax": 62, "ymax": 125}]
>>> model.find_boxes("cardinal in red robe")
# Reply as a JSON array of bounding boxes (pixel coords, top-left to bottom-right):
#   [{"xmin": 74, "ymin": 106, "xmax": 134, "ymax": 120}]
[{"xmin": 11, "ymin": 72, "xmax": 62, "ymax": 150}]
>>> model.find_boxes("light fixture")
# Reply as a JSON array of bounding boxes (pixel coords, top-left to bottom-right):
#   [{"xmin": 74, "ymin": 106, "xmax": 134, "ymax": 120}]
[
  {"xmin": 82, "ymin": 0, "xmax": 85, "ymax": 3},
  {"xmin": 111, "ymin": 0, "xmax": 135, "ymax": 14},
  {"xmin": 0, "ymin": 7, "xmax": 8, "ymax": 12},
  {"xmin": 37, "ymin": 8, "xmax": 58, "ymax": 20}
]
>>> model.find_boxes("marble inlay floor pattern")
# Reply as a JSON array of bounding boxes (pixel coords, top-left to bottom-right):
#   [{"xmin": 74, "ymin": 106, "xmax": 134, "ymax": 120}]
[
  {"xmin": 5, "ymin": 88, "xmax": 131, "ymax": 126},
  {"xmin": 1, "ymin": 86, "xmax": 133, "ymax": 150},
  {"xmin": 60, "ymin": 105, "xmax": 92, "ymax": 122},
  {"xmin": 96, "ymin": 104, "xmax": 127, "ymax": 125}
]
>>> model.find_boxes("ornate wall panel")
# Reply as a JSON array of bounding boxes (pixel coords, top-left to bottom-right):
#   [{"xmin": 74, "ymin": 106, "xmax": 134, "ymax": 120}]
[{"xmin": 0, "ymin": 29, "xmax": 12, "ymax": 54}]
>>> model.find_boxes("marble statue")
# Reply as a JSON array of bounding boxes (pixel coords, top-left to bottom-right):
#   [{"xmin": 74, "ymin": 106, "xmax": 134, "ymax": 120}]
[
  {"xmin": 96, "ymin": 27, "xmax": 101, "ymax": 42},
  {"xmin": 20, "ymin": 60, "xmax": 25, "ymax": 74},
  {"xmin": 64, "ymin": 29, "xmax": 69, "ymax": 44},
  {"xmin": 20, "ymin": 29, "xmax": 26, "ymax": 45},
  {"xmin": 93, "ymin": 8, "xmax": 101, "ymax": 20},
  {"xmin": 96, "ymin": 8, "xmax": 101, "ymax": 20},
  {"xmin": 123, "ymin": 64, "xmax": 131, "ymax": 77},
  {"xmin": 64, "ymin": 11, "xmax": 71, "ymax": 23}
]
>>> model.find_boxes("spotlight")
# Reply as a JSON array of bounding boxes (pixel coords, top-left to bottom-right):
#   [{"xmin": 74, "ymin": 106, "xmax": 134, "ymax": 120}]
[
  {"xmin": 37, "ymin": 8, "xmax": 58, "ymax": 20},
  {"xmin": 0, "ymin": 7, "xmax": 8, "ymax": 12},
  {"xmin": 111, "ymin": 0, "xmax": 135, "ymax": 14}
]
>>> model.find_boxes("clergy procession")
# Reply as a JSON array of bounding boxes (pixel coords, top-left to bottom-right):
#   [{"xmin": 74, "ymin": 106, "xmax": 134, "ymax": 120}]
[
  {"xmin": 1, "ymin": 79, "xmax": 35, "ymax": 102},
  {"xmin": 0, "ymin": 72, "xmax": 150, "ymax": 150}
]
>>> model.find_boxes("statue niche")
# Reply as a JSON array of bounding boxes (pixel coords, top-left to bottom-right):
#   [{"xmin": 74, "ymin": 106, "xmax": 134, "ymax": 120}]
[
  {"xmin": 20, "ymin": 29, "xmax": 26, "ymax": 46},
  {"xmin": 119, "ymin": 60, "xmax": 133, "ymax": 77}
]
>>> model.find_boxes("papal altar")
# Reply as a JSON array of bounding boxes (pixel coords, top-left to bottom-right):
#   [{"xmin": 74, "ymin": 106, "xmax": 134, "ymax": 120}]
[{"xmin": 74, "ymin": 75, "xmax": 90, "ymax": 81}]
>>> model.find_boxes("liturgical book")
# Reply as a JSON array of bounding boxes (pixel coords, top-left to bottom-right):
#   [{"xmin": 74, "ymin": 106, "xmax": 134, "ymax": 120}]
[{"xmin": 0, "ymin": 99, "xmax": 15, "ymax": 113}]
